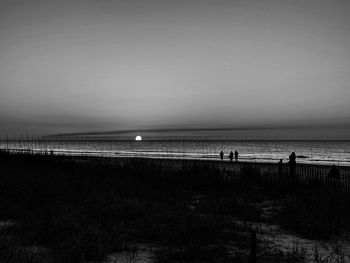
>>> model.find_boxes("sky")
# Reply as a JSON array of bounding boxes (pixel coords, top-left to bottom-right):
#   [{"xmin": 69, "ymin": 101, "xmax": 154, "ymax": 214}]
[{"xmin": 0, "ymin": 0, "xmax": 350, "ymax": 139}]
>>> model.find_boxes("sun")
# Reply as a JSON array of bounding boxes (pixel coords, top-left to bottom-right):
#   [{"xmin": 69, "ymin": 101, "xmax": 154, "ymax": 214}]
[{"xmin": 135, "ymin": 135, "xmax": 142, "ymax": 141}]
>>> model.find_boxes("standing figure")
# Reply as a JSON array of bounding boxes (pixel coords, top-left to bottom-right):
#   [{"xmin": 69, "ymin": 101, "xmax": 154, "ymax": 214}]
[
  {"xmin": 220, "ymin": 150, "xmax": 224, "ymax": 161},
  {"xmin": 229, "ymin": 151, "xmax": 234, "ymax": 162},
  {"xmin": 289, "ymin": 152, "xmax": 296, "ymax": 176},
  {"xmin": 234, "ymin": 150, "xmax": 239, "ymax": 162}
]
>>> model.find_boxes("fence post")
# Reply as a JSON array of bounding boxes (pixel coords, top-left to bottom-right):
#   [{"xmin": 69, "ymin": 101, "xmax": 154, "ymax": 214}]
[
  {"xmin": 250, "ymin": 230, "xmax": 257, "ymax": 263},
  {"xmin": 186, "ymin": 215, "xmax": 192, "ymax": 236}
]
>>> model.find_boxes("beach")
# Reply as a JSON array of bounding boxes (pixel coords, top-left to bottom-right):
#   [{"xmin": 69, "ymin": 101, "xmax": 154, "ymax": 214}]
[
  {"xmin": 2, "ymin": 140, "xmax": 350, "ymax": 166},
  {"xmin": 1, "ymin": 0, "xmax": 350, "ymax": 261},
  {"xmin": 1, "ymin": 151, "xmax": 350, "ymax": 262}
]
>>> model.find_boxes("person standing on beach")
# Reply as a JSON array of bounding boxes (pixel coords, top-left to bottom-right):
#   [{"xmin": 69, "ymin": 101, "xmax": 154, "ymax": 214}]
[
  {"xmin": 220, "ymin": 151, "xmax": 224, "ymax": 161},
  {"xmin": 229, "ymin": 151, "xmax": 233, "ymax": 162},
  {"xmin": 235, "ymin": 150, "xmax": 239, "ymax": 162},
  {"xmin": 289, "ymin": 152, "xmax": 296, "ymax": 176}
]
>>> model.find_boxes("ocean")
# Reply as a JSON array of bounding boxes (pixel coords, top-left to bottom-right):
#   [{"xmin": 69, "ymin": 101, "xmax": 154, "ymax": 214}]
[{"xmin": 1, "ymin": 140, "xmax": 350, "ymax": 166}]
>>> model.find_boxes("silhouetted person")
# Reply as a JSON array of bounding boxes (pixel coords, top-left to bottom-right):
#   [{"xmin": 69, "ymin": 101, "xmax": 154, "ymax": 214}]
[
  {"xmin": 220, "ymin": 151, "xmax": 224, "ymax": 161},
  {"xmin": 235, "ymin": 150, "xmax": 239, "ymax": 162},
  {"xmin": 328, "ymin": 165, "xmax": 340, "ymax": 179},
  {"xmin": 229, "ymin": 151, "xmax": 233, "ymax": 162},
  {"xmin": 289, "ymin": 152, "xmax": 296, "ymax": 176}
]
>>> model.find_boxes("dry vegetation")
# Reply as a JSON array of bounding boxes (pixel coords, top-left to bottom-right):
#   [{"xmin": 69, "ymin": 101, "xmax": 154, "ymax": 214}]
[{"xmin": 0, "ymin": 151, "xmax": 349, "ymax": 262}]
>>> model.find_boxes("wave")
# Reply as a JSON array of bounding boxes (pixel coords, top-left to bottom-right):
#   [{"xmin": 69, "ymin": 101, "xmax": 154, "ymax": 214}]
[{"xmin": 2, "ymin": 140, "xmax": 350, "ymax": 167}]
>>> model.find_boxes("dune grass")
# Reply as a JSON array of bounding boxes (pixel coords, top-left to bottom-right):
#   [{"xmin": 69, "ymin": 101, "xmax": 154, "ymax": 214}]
[
  {"xmin": 0, "ymin": 153, "xmax": 261, "ymax": 262},
  {"xmin": 0, "ymin": 152, "xmax": 349, "ymax": 262}
]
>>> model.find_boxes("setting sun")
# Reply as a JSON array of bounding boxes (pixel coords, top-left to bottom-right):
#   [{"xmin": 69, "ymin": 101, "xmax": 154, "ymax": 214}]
[{"xmin": 135, "ymin": 135, "xmax": 142, "ymax": 141}]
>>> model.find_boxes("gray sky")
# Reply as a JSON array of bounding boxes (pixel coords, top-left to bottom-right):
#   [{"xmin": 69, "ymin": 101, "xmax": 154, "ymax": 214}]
[{"xmin": 1, "ymin": 0, "xmax": 350, "ymax": 139}]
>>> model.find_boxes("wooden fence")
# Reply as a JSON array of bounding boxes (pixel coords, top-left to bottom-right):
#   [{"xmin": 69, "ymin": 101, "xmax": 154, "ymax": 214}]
[
  {"xmin": 130, "ymin": 158, "xmax": 350, "ymax": 193},
  {"xmin": 257, "ymin": 163, "xmax": 350, "ymax": 192},
  {"xmin": 2, "ymin": 150, "xmax": 350, "ymax": 192}
]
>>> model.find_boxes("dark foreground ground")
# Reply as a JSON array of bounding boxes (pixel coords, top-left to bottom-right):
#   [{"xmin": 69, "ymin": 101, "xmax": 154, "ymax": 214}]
[{"xmin": 0, "ymin": 152, "xmax": 350, "ymax": 262}]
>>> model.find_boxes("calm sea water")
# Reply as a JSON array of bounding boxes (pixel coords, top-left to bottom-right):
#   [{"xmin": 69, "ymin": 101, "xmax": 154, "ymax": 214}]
[{"xmin": 1, "ymin": 140, "xmax": 350, "ymax": 166}]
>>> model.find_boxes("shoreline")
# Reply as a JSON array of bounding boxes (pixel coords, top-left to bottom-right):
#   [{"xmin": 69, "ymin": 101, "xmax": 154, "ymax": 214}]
[
  {"xmin": 1, "ymin": 139, "xmax": 350, "ymax": 167},
  {"xmin": 0, "ymin": 140, "xmax": 350, "ymax": 167},
  {"xmin": 2, "ymin": 149, "xmax": 350, "ymax": 173}
]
